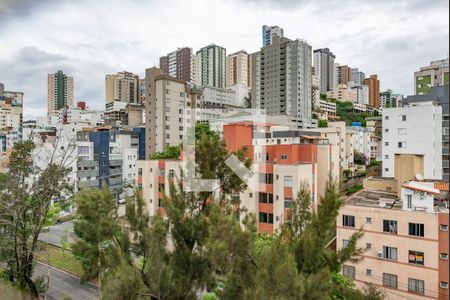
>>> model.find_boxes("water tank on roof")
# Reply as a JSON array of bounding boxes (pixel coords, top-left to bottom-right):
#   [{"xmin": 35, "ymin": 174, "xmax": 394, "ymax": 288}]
[{"xmin": 351, "ymin": 122, "xmax": 362, "ymax": 127}]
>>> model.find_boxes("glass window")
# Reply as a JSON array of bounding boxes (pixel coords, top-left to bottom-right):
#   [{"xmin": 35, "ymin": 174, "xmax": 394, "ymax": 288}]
[
  {"xmin": 383, "ymin": 220, "xmax": 398, "ymax": 234},
  {"xmin": 258, "ymin": 192, "xmax": 273, "ymax": 204},
  {"xmin": 383, "ymin": 246, "xmax": 398, "ymax": 260},
  {"xmin": 408, "ymin": 250, "xmax": 424, "ymax": 265},
  {"xmin": 408, "ymin": 278, "xmax": 425, "ymax": 294},
  {"xmin": 407, "ymin": 195, "xmax": 412, "ymax": 209},
  {"xmin": 343, "ymin": 215, "xmax": 355, "ymax": 227},
  {"xmin": 409, "ymin": 223, "xmax": 424, "ymax": 237},
  {"xmin": 383, "ymin": 273, "xmax": 398, "ymax": 289},
  {"xmin": 284, "ymin": 197, "xmax": 293, "ymax": 208},
  {"xmin": 284, "ymin": 176, "xmax": 293, "ymax": 187},
  {"xmin": 343, "ymin": 239, "xmax": 349, "ymax": 248},
  {"xmin": 342, "ymin": 265, "xmax": 355, "ymax": 279}
]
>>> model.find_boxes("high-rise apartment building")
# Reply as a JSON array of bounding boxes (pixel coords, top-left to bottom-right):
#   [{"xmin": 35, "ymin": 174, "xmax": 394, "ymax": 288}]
[
  {"xmin": 262, "ymin": 25, "xmax": 284, "ymax": 47},
  {"xmin": 226, "ymin": 50, "xmax": 251, "ymax": 89},
  {"xmin": 251, "ymin": 35, "xmax": 313, "ymax": 127},
  {"xmin": 47, "ymin": 70, "xmax": 73, "ymax": 114},
  {"xmin": 337, "ymin": 65, "xmax": 352, "ymax": 85},
  {"xmin": 382, "ymin": 101, "xmax": 442, "ymax": 180},
  {"xmin": 403, "ymin": 85, "xmax": 449, "ymax": 180},
  {"xmin": 313, "ymin": 48, "xmax": 336, "ymax": 93},
  {"xmin": 414, "ymin": 58, "xmax": 449, "ymax": 95},
  {"xmin": 144, "ymin": 67, "xmax": 201, "ymax": 156},
  {"xmin": 364, "ymin": 74, "xmax": 380, "ymax": 108},
  {"xmin": 327, "ymin": 84, "xmax": 357, "ymax": 102},
  {"xmin": 351, "ymin": 68, "xmax": 366, "ymax": 86},
  {"xmin": 196, "ymin": 44, "xmax": 226, "ymax": 88},
  {"xmin": 380, "ymin": 89, "xmax": 402, "ymax": 108},
  {"xmin": 159, "ymin": 47, "xmax": 200, "ymax": 84},
  {"xmin": 105, "ymin": 71, "xmax": 140, "ymax": 105}
]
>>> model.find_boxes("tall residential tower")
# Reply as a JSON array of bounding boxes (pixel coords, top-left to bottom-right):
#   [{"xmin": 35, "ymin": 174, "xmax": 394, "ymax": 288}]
[
  {"xmin": 47, "ymin": 70, "xmax": 73, "ymax": 114},
  {"xmin": 159, "ymin": 47, "xmax": 200, "ymax": 84},
  {"xmin": 196, "ymin": 44, "xmax": 226, "ymax": 88},
  {"xmin": 262, "ymin": 25, "xmax": 284, "ymax": 47},
  {"xmin": 313, "ymin": 48, "xmax": 336, "ymax": 93}
]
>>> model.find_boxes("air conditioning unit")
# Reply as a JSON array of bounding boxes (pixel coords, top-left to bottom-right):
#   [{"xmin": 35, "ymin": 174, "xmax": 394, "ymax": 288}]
[{"xmin": 377, "ymin": 252, "xmax": 383, "ymax": 258}]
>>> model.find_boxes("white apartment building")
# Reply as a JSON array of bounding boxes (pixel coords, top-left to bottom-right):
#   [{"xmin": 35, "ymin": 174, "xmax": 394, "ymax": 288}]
[
  {"xmin": 318, "ymin": 99, "xmax": 337, "ymax": 115},
  {"xmin": 347, "ymin": 125, "xmax": 372, "ymax": 165},
  {"xmin": 382, "ymin": 101, "xmax": 442, "ymax": 179},
  {"xmin": 201, "ymin": 84, "xmax": 248, "ymax": 108},
  {"xmin": 350, "ymin": 82, "xmax": 369, "ymax": 105}
]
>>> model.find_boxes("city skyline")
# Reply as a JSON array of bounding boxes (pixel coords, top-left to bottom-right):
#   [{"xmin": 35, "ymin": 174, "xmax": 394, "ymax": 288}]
[{"xmin": 0, "ymin": 0, "xmax": 448, "ymax": 118}]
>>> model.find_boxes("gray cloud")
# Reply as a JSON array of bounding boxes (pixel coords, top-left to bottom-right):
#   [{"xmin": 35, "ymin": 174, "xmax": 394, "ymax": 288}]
[{"xmin": 0, "ymin": 0, "xmax": 448, "ymax": 118}]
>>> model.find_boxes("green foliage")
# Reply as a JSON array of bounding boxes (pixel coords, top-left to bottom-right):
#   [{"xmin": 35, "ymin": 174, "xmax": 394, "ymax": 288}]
[
  {"xmin": 150, "ymin": 145, "xmax": 181, "ymax": 160},
  {"xmin": 202, "ymin": 292, "xmax": 219, "ymax": 300},
  {"xmin": 318, "ymin": 119, "xmax": 328, "ymax": 127},
  {"xmin": 343, "ymin": 169, "xmax": 353, "ymax": 178},
  {"xmin": 0, "ymin": 140, "xmax": 72, "ymax": 297},
  {"xmin": 72, "ymin": 186, "xmax": 122, "ymax": 282},
  {"xmin": 369, "ymin": 160, "xmax": 381, "ymax": 166},
  {"xmin": 320, "ymin": 93, "xmax": 327, "ymax": 100},
  {"xmin": 347, "ymin": 184, "xmax": 363, "ymax": 195},
  {"xmin": 335, "ymin": 100, "xmax": 370, "ymax": 126}
]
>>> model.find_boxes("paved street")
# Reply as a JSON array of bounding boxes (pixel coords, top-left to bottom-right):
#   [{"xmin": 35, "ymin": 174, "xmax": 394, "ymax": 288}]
[
  {"xmin": 34, "ymin": 262, "xmax": 98, "ymax": 300},
  {"xmin": 39, "ymin": 221, "xmax": 75, "ymax": 247}
]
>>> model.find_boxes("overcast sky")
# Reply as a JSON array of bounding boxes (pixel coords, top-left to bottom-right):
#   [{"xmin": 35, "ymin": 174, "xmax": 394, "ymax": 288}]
[{"xmin": 0, "ymin": 0, "xmax": 448, "ymax": 119}]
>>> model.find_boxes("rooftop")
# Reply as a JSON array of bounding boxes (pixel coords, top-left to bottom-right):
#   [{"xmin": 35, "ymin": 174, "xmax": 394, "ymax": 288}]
[{"xmin": 345, "ymin": 189, "xmax": 401, "ymax": 209}]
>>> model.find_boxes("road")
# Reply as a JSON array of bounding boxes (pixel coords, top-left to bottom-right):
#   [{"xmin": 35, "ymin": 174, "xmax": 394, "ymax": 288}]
[
  {"xmin": 34, "ymin": 262, "xmax": 98, "ymax": 300},
  {"xmin": 39, "ymin": 221, "xmax": 75, "ymax": 247}
]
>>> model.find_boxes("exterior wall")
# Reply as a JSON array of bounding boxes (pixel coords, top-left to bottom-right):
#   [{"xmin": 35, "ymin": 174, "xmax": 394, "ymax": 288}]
[
  {"xmin": 105, "ymin": 71, "xmax": 140, "ymax": 104},
  {"xmin": 48, "ymin": 70, "xmax": 74, "ymax": 114},
  {"xmin": 197, "ymin": 44, "xmax": 226, "ymax": 88},
  {"xmin": 159, "ymin": 47, "xmax": 199, "ymax": 84},
  {"xmin": 337, "ymin": 204, "xmax": 442, "ymax": 300},
  {"xmin": 327, "ymin": 84, "xmax": 356, "ymax": 102},
  {"xmin": 414, "ymin": 59, "xmax": 449, "ymax": 95},
  {"xmin": 226, "ymin": 50, "xmax": 251, "ymax": 89},
  {"xmin": 337, "ymin": 65, "xmax": 352, "ymax": 85},
  {"xmin": 363, "ymin": 177, "xmax": 398, "ymax": 193},
  {"xmin": 394, "ymin": 154, "xmax": 424, "ymax": 193},
  {"xmin": 382, "ymin": 102, "xmax": 442, "ymax": 179},
  {"xmin": 313, "ymin": 48, "xmax": 336, "ymax": 93},
  {"xmin": 363, "ymin": 74, "xmax": 380, "ymax": 108},
  {"xmin": 351, "ymin": 68, "xmax": 366, "ymax": 86},
  {"xmin": 438, "ymin": 213, "xmax": 449, "ymax": 300},
  {"xmin": 262, "ymin": 25, "xmax": 284, "ymax": 47}
]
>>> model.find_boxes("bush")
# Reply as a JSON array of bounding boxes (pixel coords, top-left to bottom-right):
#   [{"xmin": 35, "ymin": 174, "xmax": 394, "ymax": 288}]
[
  {"xmin": 318, "ymin": 120, "xmax": 328, "ymax": 128},
  {"xmin": 347, "ymin": 184, "xmax": 363, "ymax": 195}
]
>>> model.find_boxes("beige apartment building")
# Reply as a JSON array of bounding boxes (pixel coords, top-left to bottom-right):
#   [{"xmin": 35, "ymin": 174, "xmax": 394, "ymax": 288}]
[
  {"xmin": 327, "ymin": 83, "xmax": 357, "ymax": 102},
  {"xmin": 144, "ymin": 67, "xmax": 201, "ymax": 156},
  {"xmin": 337, "ymin": 155, "xmax": 449, "ymax": 300},
  {"xmin": 226, "ymin": 50, "xmax": 252, "ymax": 89},
  {"xmin": 105, "ymin": 71, "xmax": 140, "ymax": 104}
]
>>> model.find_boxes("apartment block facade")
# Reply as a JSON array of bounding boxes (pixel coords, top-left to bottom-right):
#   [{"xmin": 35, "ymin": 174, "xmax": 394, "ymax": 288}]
[
  {"xmin": 403, "ymin": 86, "xmax": 449, "ymax": 180},
  {"xmin": 196, "ymin": 44, "xmax": 226, "ymax": 88},
  {"xmin": 144, "ymin": 67, "xmax": 201, "ymax": 156},
  {"xmin": 251, "ymin": 36, "xmax": 313, "ymax": 128},
  {"xmin": 159, "ymin": 47, "xmax": 200, "ymax": 84},
  {"xmin": 337, "ymin": 65, "xmax": 352, "ymax": 85},
  {"xmin": 262, "ymin": 24, "xmax": 284, "ymax": 47},
  {"xmin": 337, "ymin": 181, "xmax": 449, "ymax": 300},
  {"xmin": 415, "ymin": 59, "xmax": 449, "ymax": 95},
  {"xmin": 105, "ymin": 71, "xmax": 140, "ymax": 104},
  {"xmin": 313, "ymin": 48, "xmax": 336, "ymax": 93},
  {"xmin": 351, "ymin": 68, "xmax": 366, "ymax": 86},
  {"xmin": 364, "ymin": 74, "xmax": 380, "ymax": 108},
  {"xmin": 48, "ymin": 70, "xmax": 73, "ymax": 114},
  {"xmin": 226, "ymin": 50, "xmax": 251, "ymax": 89},
  {"xmin": 382, "ymin": 101, "xmax": 442, "ymax": 179},
  {"xmin": 327, "ymin": 83, "xmax": 357, "ymax": 102}
]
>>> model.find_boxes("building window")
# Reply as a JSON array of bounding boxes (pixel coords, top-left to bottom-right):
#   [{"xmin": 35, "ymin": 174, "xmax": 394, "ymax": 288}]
[
  {"xmin": 258, "ymin": 192, "xmax": 273, "ymax": 204},
  {"xmin": 169, "ymin": 169, "xmax": 175, "ymax": 178},
  {"xmin": 384, "ymin": 168, "xmax": 389, "ymax": 172},
  {"xmin": 259, "ymin": 212, "xmax": 274, "ymax": 224},
  {"xmin": 383, "ymin": 220, "xmax": 398, "ymax": 234},
  {"xmin": 408, "ymin": 250, "xmax": 424, "ymax": 265},
  {"xmin": 259, "ymin": 173, "xmax": 274, "ymax": 184},
  {"xmin": 408, "ymin": 278, "xmax": 425, "ymax": 294},
  {"xmin": 365, "ymin": 217, "xmax": 372, "ymax": 224},
  {"xmin": 284, "ymin": 176, "xmax": 293, "ymax": 187},
  {"xmin": 440, "ymin": 253, "xmax": 448, "ymax": 260},
  {"xmin": 398, "ymin": 128, "xmax": 407, "ymax": 135},
  {"xmin": 409, "ymin": 223, "xmax": 424, "ymax": 237},
  {"xmin": 385, "ymin": 142, "xmax": 389, "ymax": 146},
  {"xmin": 365, "ymin": 243, "xmax": 372, "ymax": 250},
  {"xmin": 284, "ymin": 197, "xmax": 293, "ymax": 208},
  {"xmin": 158, "ymin": 199, "xmax": 163, "ymax": 207},
  {"xmin": 385, "ymin": 116, "xmax": 389, "ymax": 120},
  {"xmin": 281, "ymin": 154, "xmax": 288, "ymax": 160},
  {"xmin": 398, "ymin": 141, "xmax": 406, "ymax": 148},
  {"xmin": 342, "ymin": 239, "xmax": 349, "ymax": 248},
  {"xmin": 343, "ymin": 215, "xmax": 355, "ymax": 227},
  {"xmin": 384, "ymin": 155, "xmax": 389, "ymax": 159},
  {"xmin": 384, "ymin": 128, "xmax": 389, "ymax": 133},
  {"xmin": 406, "ymin": 194, "xmax": 412, "ymax": 208},
  {"xmin": 383, "ymin": 246, "xmax": 398, "ymax": 260},
  {"xmin": 383, "ymin": 273, "xmax": 398, "ymax": 289},
  {"xmin": 342, "ymin": 265, "xmax": 355, "ymax": 279},
  {"xmin": 398, "ymin": 115, "xmax": 407, "ymax": 121},
  {"xmin": 265, "ymin": 153, "xmax": 270, "ymax": 161},
  {"xmin": 440, "ymin": 224, "xmax": 448, "ymax": 231},
  {"xmin": 441, "ymin": 282, "xmax": 449, "ymax": 289}
]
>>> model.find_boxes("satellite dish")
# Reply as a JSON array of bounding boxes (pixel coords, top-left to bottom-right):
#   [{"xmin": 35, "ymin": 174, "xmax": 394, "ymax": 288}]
[{"xmin": 415, "ymin": 174, "xmax": 424, "ymax": 181}]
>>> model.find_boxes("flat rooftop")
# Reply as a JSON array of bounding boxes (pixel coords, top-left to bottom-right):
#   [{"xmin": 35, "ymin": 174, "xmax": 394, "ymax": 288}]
[{"xmin": 345, "ymin": 189, "xmax": 401, "ymax": 209}]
